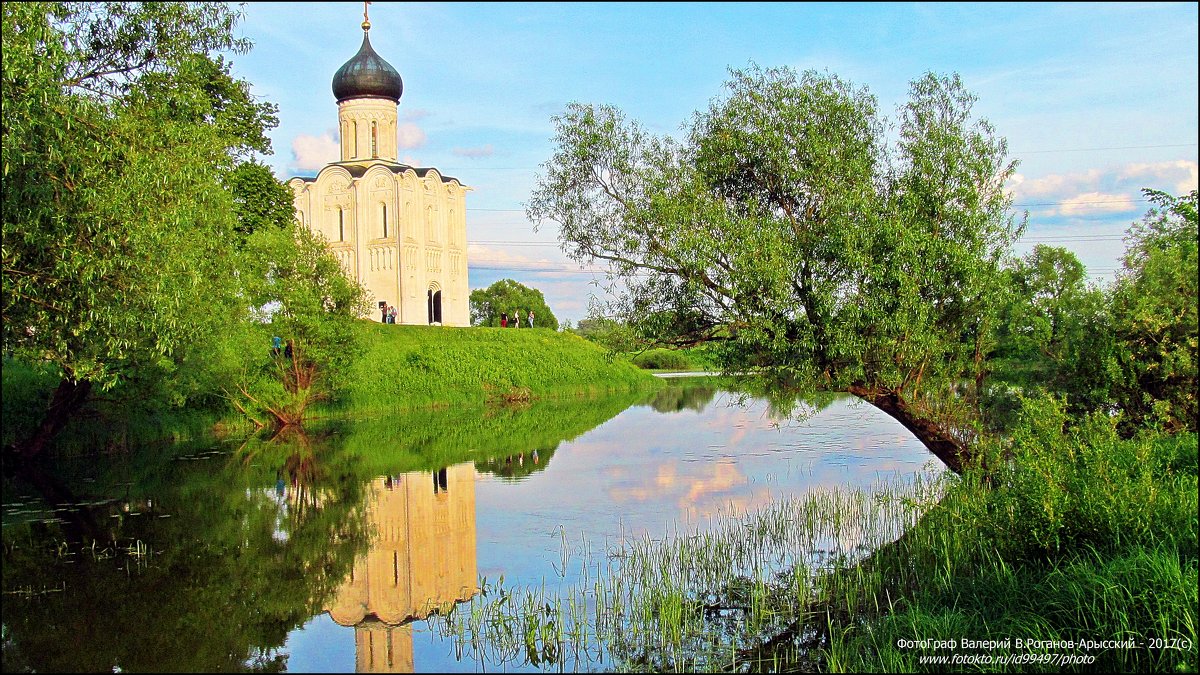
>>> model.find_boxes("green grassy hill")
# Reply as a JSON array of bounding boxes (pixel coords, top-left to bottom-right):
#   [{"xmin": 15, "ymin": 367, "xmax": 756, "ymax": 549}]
[
  {"xmin": 2, "ymin": 323, "xmax": 659, "ymax": 453},
  {"xmin": 331, "ymin": 322, "xmax": 658, "ymax": 414}
]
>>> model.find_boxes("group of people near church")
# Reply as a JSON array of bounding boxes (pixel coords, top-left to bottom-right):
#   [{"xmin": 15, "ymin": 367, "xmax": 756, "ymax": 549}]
[
  {"xmin": 499, "ymin": 310, "xmax": 534, "ymax": 328},
  {"xmin": 271, "ymin": 336, "xmax": 293, "ymax": 359},
  {"xmin": 380, "ymin": 304, "xmax": 397, "ymax": 324}
]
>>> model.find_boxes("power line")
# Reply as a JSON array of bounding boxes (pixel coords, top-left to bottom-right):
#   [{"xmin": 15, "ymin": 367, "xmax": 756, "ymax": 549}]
[
  {"xmin": 467, "ymin": 196, "xmax": 1162, "ymax": 213},
  {"xmin": 468, "ymin": 233, "xmax": 1133, "ymax": 247},
  {"xmin": 471, "ymin": 264, "xmax": 1127, "ymax": 279},
  {"xmin": 443, "ymin": 142, "xmax": 1198, "ymax": 176},
  {"xmin": 444, "ymin": 141, "xmax": 1200, "ymax": 180},
  {"xmin": 1013, "ymin": 198, "xmax": 1148, "ymax": 207},
  {"xmin": 1012, "ymin": 142, "xmax": 1196, "ymax": 154}
]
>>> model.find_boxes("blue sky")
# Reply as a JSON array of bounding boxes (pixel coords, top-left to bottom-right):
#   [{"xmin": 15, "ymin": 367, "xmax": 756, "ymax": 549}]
[{"xmin": 228, "ymin": 2, "xmax": 1198, "ymax": 325}]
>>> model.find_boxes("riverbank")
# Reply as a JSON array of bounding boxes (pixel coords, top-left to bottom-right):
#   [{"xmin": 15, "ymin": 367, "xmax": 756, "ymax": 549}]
[
  {"xmin": 3, "ymin": 324, "xmax": 660, "ymax": 455},
  {"xmin": 329, "ymin": 322, "xmax": 659, "ymax": 415},
  {"xmin": 426, "ymin": 396, "xmax": 1198, "ymax": 672}
]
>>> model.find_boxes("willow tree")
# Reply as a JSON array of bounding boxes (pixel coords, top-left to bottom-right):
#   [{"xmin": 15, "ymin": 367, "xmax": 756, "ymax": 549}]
[
  {"xmin": 2, "ymin": 3, "xmax": 278, "ymax": 458},
  {"xmin": 527, "ymin": 66, "xmax": 1023, "ymax": 472},
  {"xmin": 220, "ymin": 222, "xmax": 369, "ymax": 429}
]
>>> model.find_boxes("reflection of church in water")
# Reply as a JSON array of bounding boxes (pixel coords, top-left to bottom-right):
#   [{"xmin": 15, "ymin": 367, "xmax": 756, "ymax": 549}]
[{"xmin": 325, "ymin": 464, "xmax": 477, "ymax": 672}]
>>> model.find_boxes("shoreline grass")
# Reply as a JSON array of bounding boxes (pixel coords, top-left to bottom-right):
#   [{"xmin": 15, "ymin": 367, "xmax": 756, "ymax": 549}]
[
  {"xmin": 425, "ymin": 409, "xmax": 1198, "ymax": 673},
  {"xmin": 4, "ymin": 324, "xmax": 661, "ymax": 456},
  {"xmin": 328, "ymin": 323, "xmax": 659, "ymax": 416}
]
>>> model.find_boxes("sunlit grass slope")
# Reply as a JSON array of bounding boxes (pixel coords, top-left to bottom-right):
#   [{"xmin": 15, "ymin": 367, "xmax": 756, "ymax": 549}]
[{"xmin": 333, "ymin": 322, "xmax": 658, "ymax": 414}]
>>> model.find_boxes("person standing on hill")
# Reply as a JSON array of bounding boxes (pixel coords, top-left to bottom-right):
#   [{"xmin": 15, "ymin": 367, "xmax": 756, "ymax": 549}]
[
  {"xmin": 512, "ymin": 310, "xmax": 520, "ymax": 327},
  {"xmin": 528, "ymin": 310, "xmax": 535, "ymax": 328},
  {"xmin": 500, "ymin": 311, "xmax": 508, "ymax": 328}
]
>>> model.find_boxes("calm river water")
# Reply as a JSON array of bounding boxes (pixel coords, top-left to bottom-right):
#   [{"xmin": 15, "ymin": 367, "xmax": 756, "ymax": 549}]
[{"xmin": 2, "ymin": 378, "xmax": 942, "ymax": 672}]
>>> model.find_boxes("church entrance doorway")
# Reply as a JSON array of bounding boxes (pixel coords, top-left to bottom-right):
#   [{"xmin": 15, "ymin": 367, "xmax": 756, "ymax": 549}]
[{"xmin": 427, "ymin": 287, "xmax": 442, "ymax": 325}]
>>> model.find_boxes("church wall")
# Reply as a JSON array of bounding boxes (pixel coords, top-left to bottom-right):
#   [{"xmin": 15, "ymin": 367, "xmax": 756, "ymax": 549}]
[
  {"xmin": 399, "ymin": 175, "xmax": 419, "ymax": 324},
  {"xmin": 354, "ymin": 623, "xmax": 413, "ymax": 673},
  {"xmin": 362, "ymin": 167, "xmax": 400, "ymax": 318},
  {"xmin": 290, "ymin": 106, "xmax": 470, "ymax": 327},
  {"xmin": 315, "ymin": 168, "xmax": 359, "ymax": 282}
]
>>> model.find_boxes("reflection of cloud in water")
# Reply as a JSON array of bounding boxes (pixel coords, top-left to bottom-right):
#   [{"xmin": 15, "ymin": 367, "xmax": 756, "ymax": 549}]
[
  {"xmin": 606, "ymin": 460, "xmax": 749, "ymax": 513},
  {"xmin": 681, "ymin": 486, "xmax": 777, "ymax": 522},
  {"xmin": 655, "ymin": 464, "xmax": 677, "ymax": 489},
  {"xmin": 682, "ymin": 460, "xmax": 746, "ymax": 505},
  {"xmin": 473, "ymin": 393, "xmax": 946, "ymax": 583}
]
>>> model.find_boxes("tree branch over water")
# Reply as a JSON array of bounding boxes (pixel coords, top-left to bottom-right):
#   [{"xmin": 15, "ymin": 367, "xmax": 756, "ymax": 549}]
[{"xmin": 528, "ymin": 67, "xmax": 1024, "ymax": 472}]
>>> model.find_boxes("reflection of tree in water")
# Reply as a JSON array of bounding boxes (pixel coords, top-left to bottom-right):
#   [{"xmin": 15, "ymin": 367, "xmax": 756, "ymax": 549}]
[
  {"xmin": 329, "ymin": 390, "xmax": 644, "ymax": 477},
  {"xmin": 474, "ymin": 444, "xmax": 557, "ymax": 480},
  {"xmin": 1, "ymin": 429, "xmax": 373, "ymax": 673},
  {"xmin": 697, "ymin": 374, "xmax": 843, "ymax": 424},
  {"xmin": 645, "ymin": 383, "xmax": 719, "ymax": 413}
]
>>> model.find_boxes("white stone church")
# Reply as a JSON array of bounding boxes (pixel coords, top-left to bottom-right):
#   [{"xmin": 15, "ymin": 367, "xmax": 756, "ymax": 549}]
[{"xmin": 289, "ymin": 16, "xmax": 469, "ymax": 326}]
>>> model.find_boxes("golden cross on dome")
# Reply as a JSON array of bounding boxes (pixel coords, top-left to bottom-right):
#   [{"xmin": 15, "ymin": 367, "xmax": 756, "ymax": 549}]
[{"xmin": 363, "ymin": 1, "xmax": 371, "ymax": 22}]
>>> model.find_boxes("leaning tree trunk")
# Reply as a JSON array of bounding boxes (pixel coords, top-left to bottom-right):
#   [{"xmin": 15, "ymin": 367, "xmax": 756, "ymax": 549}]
[
  {"xmin": 847, "ymin": 384, "xmax": 970, "ymax": 474},
  {"xmin": 12, "ymin": 378, "xmax": 93, "ymax": 461}
]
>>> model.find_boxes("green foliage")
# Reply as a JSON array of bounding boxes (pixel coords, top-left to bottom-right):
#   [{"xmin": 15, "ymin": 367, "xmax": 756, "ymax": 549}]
[
  {"xmin": 825, "ymin": 395, "xmax": 1199, "ymax": 672},
  {"xmin": 1, "ymin": 431, "xmax": 369, "ymax": 672},
  {"xmin": 1108, "ymin": 189, "xmax": 1198, "ymax": 433},
  {"xmin": 2, "ymin": 2, "xmax": 279, "ymax": 452},
  {"xmin": 571, "ymin": 316, "xmax": 642, "ymax": 352},
  {"xmin": 835, "ymin": 545, "xmax": 1198, "ymax": 673},
  {"xmin": 631, "ymin": 348, "xmax": 694, "ymax": 370},
  {"xmin": 219, "ymin": 224, "xmax": 369, "ymax": 427},
  {"xmin": 469, "ymin": 278, "xmax": 560, "ymax": 329},
  {"xmin": 225, "ymin": 159, "xmax": 296, "ymax": 240},
  {"xmin": 987, "ymin": 246, "xmax": 1118, "ymax": 429},
  {"xmin": 528, "ymin": 66, "xmax": 1024, "ymax": 468},
  {"xmin": 973, "ymin": 395, "xmax": 1198, "ymax": 559},
  {"xmin": 0, "ymin": 358, "xmax": 62, "ymax": 446},
  {"xmin": 334, "ymin": 322, "xmax": 657, "ymax": 414},
  {"xmin": 987, "ymin": 191, "xmax": 1198, "ymax": 437}
]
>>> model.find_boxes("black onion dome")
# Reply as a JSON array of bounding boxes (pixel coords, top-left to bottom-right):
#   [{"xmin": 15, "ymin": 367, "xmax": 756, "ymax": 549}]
[{"xmin": 331, "ymin": 25, "xmax": 403, "ymax": 102}]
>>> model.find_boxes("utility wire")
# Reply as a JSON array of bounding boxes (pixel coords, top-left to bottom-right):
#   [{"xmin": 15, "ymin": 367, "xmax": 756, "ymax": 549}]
[
  {"xmin": 468, "ymin": 233, "xmax": 1134, "ymax": 246},
  {"xmin": 443, "ymin": 143, "xmax": 1197, "ymax": 173},
  {"xmin": 466, "ymin": 196, "xmax": 1168, "ymax": 212}
]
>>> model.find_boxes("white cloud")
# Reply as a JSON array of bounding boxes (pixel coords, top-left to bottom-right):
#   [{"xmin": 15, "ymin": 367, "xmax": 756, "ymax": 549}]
[
  {"xmin": 397, "ymin": 122, "xmax": 426, "ymax": 149},
  {"xmin": 290, "ymin": 130, "xmax": 339, "ymax": 171},
  {"xmin": 466, "ymin": 244, "xmax": 552, "ymax": 267},
  {"xmin": 1058, "ymin": 191, "xmax": 1136, "ymax": 216},
  {"xmin": 452, "ymin": 144, "xmax": 495, "ymax": 159},
  {"xmin": 1118, "ymin": 160, "xmax": 1198, "ymax": 196},
  {"xmin": 1009, "ymin": 160, "xmax": 1198, "ymax": 219},
  {"xmin": 1009, "ymin": 168, "xmax": 1105, "ymax": 200}
]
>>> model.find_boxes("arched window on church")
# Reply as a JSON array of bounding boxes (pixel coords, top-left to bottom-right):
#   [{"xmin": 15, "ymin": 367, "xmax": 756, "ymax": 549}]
[
  {"xmin": 371, "ymin": 121, "xmax": 378, "ymax": 158},
  {"xmin": 352, "ymin": 121, "xmax": 358, "ymax": 158},
  {"xmin": 338, "ymin": 208, "xmax": 345, "ymax": 242},
  {"xmin": 381, "ymin": 203, "xmax": 388, "ymax": 238},
  {"xmin": 448, "ymin": 209, "xmax": 456, "ymax": 246},
  {"xmin": 426, "ymin": 205, "xmax": 436, "ymax": 243}
]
